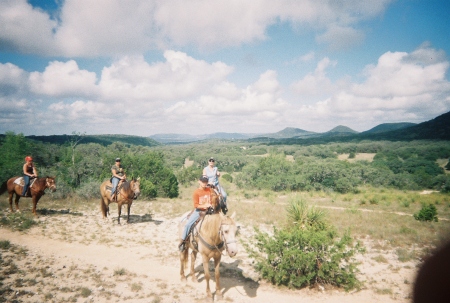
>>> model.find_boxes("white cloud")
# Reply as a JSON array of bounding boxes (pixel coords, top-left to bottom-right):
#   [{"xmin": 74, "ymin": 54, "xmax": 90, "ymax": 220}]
[
  {"xmin": 0, "ymin": 0, "xmax": 393, "ymax": 56},
  {"xmin": 1, "ymin": 45, "xmax": 449, "ymax": 136},
  {"xmin": 290, "ymin": 57, "xmax": 337, "ymax": 97},
  {"xmin": 99, "ymin": 51, "xmax": 233, "ymax": 102},
  {"xmin": 0, "ymin": 63, "xmax": 27, "ymax": 96},
  {"xmin": 288, "ymin": 45, "xmax": 450, "ymax": 131},
  {"xmin": 29, "ymin": 60, "xmax": 98, "ymax": 98}
]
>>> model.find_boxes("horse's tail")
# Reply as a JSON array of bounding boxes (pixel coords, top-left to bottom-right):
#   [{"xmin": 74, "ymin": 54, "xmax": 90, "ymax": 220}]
[{"xmin": 0, "ymin": 181, "xmax": 8, "ymax": 195}]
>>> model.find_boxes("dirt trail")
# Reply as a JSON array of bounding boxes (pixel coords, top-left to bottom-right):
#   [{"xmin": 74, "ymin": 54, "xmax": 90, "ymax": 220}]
[{"xmin": 0, "ymin": 206, "xmax": 418, "ymax": 303}]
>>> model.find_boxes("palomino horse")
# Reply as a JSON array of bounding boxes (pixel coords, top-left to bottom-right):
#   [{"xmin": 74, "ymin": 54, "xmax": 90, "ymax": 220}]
[
  {"xmin": 0, "ymin": 176, "xmax": 57, "ymax": 216},
  {"xmin": 178, "ymin": 188, "xmax": 239, "ymax": 300},
  {"xmin": 99, "ymin": 177, "xmax": 141, "ymax": 224}
]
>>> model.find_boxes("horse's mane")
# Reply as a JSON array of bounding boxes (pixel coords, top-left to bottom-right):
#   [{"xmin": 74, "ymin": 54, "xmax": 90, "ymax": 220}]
[{"xmin": 121, "ymin": 180, "xmax": 131, "ymax": 192}]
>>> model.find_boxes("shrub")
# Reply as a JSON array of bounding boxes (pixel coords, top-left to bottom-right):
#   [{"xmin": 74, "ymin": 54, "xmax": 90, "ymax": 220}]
[
  {"xmin": 414, "ymin": 204, "xmax": 438, "ymax": 222},
  {"xmin": 222, "ymin": 173, "xmax": 233, "ymax": 183},
  {"xmin": 75, "ymin": 178, "xmax": 101, "ymax": 200},
  {"xmin": 247, "ymin": 200, "xmax": 364, "ymax": 290}
]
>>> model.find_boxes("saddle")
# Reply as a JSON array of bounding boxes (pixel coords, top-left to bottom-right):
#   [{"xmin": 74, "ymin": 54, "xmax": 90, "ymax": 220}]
[
  {"xmin": 14, "ymin": 177, "xmax": 37, "ymax": 187},
  {"xmin": 184, "ymin": 207, "xmax": 216, "ymax": 251},
  {"xmin": 106, "ymin": 179, "xmax": 125, "ymax": 200}
]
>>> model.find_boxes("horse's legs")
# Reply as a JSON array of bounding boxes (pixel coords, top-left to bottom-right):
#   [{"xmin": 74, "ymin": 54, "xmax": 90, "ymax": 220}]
[
  {"xmin": 8, "ymin": 192, "xmax": 15, "ymax": 212},
  {"xmin": 179, "ymin": 248, "xmax": 189, "ymax": 282},
  {"xmin": 117, "ymin": 203, "xmax": 122, "ymax": 224},
  {"xmin": 100, "ymin": 197, "xmax": 107, "ymax": 219},
  {"xmin": 201, "ymin": 254, "xmax": 213, "ymax": 299},
  {"xmin": 14, "ymin": 193, "xmax": 21, "ymax": 212},
  {"xmin": 190, "ymin": 250, "xmax": 198, "ymax": 282},
  {"xmin": 213, "ymin": 255, "xmax": 223, "ymax": 299},
  {"xmin": 126, "ymin": 203, "xmax": 131, "ymax": 223},
  {"xmin": 31, "ymin": 195, "xmax": 39, "ymax": 217}
]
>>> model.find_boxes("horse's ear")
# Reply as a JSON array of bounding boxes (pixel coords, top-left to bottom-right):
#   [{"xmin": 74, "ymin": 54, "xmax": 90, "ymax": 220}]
[
  {"xmin": 230, "ymin": 211, "xmax": 236, "ymax": 219},
  {"xmin": 137, "ymin": 177, "xmax": 140, "ymax": 181}
]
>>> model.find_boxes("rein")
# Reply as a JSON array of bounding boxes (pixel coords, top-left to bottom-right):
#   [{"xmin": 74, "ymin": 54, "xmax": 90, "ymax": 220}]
[
  {"xmin": 30, "ymin": 177, "xmax": 52, "ymax": 194},
  {"xmin": 195, "ymin": 217, "xmax": 235, "ymax": 255},
  {"xmin": 117, "ymin": 181, "xmax": 137, "ymax": 201}
]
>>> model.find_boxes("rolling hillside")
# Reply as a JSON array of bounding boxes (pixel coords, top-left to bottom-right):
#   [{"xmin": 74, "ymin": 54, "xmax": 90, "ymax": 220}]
[{"xmin": 26, "ymin": 134, "xmax": 161, "ymax": 147}]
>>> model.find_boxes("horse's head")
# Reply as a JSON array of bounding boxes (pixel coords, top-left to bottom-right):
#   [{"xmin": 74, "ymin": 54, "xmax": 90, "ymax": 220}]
[
  {"xmin": 220, "ymin": 212, "xmax": 239, "ymax": 257},
  {"xmin": 45, "ymin": 177, "xmax": 57, "ymax": 192},
  {"xmin": 131, "ymin": 177, "xmax": 141, "ymax": 199}
]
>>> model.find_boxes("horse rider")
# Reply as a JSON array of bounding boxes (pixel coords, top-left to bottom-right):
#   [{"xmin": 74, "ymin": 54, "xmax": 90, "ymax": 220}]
[
  {"xmin": 22, "ymin": 156, "xmax": 38, "ymax": 197},
  {"xmin": 179, "ymin": 176, "xmax": 212, "ymax": 252},
  {"xmin": 203, "ymin": 157, "xmax": 228, "ymax": 214},
  {"xmin": 111, "ymin": 158, "xmax": 126, "ymax": 201}
]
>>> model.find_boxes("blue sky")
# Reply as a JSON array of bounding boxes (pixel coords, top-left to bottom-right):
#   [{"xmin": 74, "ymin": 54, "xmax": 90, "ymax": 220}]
[{"xmin": 0, "ymin": 0, "xmax": 449, "ymax": 136}]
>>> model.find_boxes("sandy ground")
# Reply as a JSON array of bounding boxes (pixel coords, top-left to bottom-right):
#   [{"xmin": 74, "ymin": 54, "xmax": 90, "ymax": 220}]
[{"xmin": 0, "ymin": 197, "xmax": 420, "ymax": 303}]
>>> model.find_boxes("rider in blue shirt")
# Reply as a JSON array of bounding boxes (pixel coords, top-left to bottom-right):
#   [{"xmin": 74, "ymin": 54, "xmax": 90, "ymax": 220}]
[{"xmin": 203, "ymin": 157, "xmax": 227, "ymax": 214}]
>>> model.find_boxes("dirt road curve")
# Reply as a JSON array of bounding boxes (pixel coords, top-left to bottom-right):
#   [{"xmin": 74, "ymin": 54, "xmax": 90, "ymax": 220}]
[{"xmin": 0, "ymin": 210, "xmax": 416, "ymax": 303}]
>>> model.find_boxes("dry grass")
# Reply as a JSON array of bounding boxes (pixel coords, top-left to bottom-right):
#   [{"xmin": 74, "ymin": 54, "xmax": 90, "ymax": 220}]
[{"xmin": 338, "ymin": 153, "xmax": 377, "ymax": 162}]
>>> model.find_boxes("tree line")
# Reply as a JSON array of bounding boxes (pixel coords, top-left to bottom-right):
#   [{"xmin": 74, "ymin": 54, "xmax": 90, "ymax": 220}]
[
  {"xmin": 0, "ymin": 132, "xmax": 178, "ymax": 199},
  {"xmin": 1, "ymin": 132, "xmax": 450, "ymax": 199}
]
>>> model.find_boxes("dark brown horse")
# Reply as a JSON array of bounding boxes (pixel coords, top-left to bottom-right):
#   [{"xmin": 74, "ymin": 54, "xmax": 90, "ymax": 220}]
[
  {"xmin": 99, "ymin": 177, "xmax": 141, "ymax": 224},
  {"xmin": 1, "ymin": 176, "xmax": 57, "ymax": 216},
  {"xmin": 178, "ymin": 188, "xmax": 238, "ymax": 300}
]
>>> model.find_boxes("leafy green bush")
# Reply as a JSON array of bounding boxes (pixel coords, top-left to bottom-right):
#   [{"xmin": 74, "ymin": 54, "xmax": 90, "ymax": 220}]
[
  {"xmin": 247, "ymin": 199, "xmax": 364, "ymax": 290},
  {"xmin": 222, "ymin": 173, "xmax": 233, "ymax": 183},
  {"xmin": 414, "ymin": 204, "xmax": 438, "ymax": 222}
]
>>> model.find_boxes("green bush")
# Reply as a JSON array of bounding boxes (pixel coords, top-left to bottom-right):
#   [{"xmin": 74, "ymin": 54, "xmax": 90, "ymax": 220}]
[
  {"xmin": 222, "ymin": 173, "xmax": 233, "ymax": 183},
  {"xmin": 247, "ymin": 199, "xmax": 364, "ymax": 290},
  {"xmin": 414, "ymin": 204, "xmax": 438, "ymax": 222}
]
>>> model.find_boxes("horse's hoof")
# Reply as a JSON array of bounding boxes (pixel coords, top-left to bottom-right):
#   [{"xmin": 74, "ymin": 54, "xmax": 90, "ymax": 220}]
[
  {"xmin": 180, "ymin": 276, "xmax": 187, "ymax": 283},
  {"xmin": 215, "ymin": 293, "xmax": 223, "ymax": 301},
  {"xmin": 191, "ymin": 276, "xmax": 198, "ymax": 283}
]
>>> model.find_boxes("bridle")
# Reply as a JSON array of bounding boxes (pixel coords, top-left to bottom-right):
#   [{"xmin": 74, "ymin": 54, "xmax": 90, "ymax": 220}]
[
  {"xmin": 46, "ymin": 178, "xmax": 56, "ymax": 191},
  {"xmin": 196, "ymin": 218, "xmax": 236, "ymax": 256}
]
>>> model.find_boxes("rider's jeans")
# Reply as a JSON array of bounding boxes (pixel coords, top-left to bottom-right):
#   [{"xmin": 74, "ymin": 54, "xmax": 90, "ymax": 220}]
[
  {"xmin": 182, "ymin": 209, "xmax": 201, "ymax": 241},
  {"xmin": 111, "ymin": 177, "xmax": 120, "ymax": 197},
  {"xmin": 217, "ymin": 185, "xmax": 227, "ymax": 204},
  {"xmin": 22, "ymin": 175, "xmax": 30, "ymax": 196}
]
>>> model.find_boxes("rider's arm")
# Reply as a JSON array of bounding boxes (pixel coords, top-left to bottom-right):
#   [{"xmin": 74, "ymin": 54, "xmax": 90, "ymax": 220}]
[
  {"xmin": 111, "ymin": 167, "xmax": 123, "ymax": 180},
  {"xmin": 32, "ymin": 167, "xmax": 38, "ymax": 177}
]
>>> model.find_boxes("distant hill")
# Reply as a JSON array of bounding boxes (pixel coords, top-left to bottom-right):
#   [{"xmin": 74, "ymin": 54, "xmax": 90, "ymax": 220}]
[
  {"xmin": 26, "ymin": 134, "xmax": 160, "ymax": 147},
  {"xmin": 259, "ymin": 127, "xmax": 317, "ymax": 139},
  {"xmin": 362, "ymin": 122, "xmax": 416, "ymax": 134},
  {"xmin": 262, "ymin": 111, "xmax": 450, "ymax": 145},
  {"xmin": 149, "ymin": 132, "xmax": 257, "ymax": 144},
  {"xmin": 363, "ymin": 111, "xmax": 450, "ymax": 141},
  {"xmin": 326, "ymin": 125, "xmax": 358, "ymax": 134}
]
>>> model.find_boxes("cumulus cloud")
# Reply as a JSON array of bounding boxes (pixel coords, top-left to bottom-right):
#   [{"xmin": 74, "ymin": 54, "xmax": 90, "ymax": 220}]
[
  {"xmin": 29, "ymin": 60, "xmax": 98, "ymax": 98},
  {"xmin": 0, "ymin": 0, "xmax": 57, "ymax": 55},
  {"xmin": 288, "ymin": 45, "xmax": 450, "ymax": 131},
  {"xmin": 98, "ymin": 51, "xmax": 233, "ymax": 102},
  {"xmin": 1, "ymin": 44, "xmax": 449, "ymax": 136},
  {"xmin": 0, "ymin": 63, "xmax": 27, "ymax": 96},
  {"xmin": 291, "ymin": 57, "xmax": 337, "ymax": 97},
  {"xmin": 0, "ymin": 0, "xmax": 393, "ymax": 56}
]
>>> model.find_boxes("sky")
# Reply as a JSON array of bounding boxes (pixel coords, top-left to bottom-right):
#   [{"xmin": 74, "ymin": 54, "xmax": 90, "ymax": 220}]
[{"xmin": 0, "ymin": 0, "xmax": 449, "ymax": 136}]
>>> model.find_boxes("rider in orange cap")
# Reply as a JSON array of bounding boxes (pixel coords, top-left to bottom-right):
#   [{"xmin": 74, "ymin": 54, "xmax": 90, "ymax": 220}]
[{"xmin": 22, "ymin": 156, "xmax": 38, "ymax": 197}]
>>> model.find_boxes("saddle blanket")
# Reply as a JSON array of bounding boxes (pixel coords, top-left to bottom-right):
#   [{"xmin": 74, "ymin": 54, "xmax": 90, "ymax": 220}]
[{"xmin": 13, "ymin": 177, "xmax": 36, "ymax": 187}]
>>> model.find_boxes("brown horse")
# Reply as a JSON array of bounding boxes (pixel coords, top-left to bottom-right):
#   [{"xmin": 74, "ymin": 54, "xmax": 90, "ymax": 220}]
[
  {"xmin": 0, "ymin": 176, "xmax": 57, "ymax": 216},
  {"xmin": 99, "ymin": 177, "xmax": 141, "ymax": 224},
  {"xmin": 178, "ymin": 189, "xmax": 238, "ymax": 300}
]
